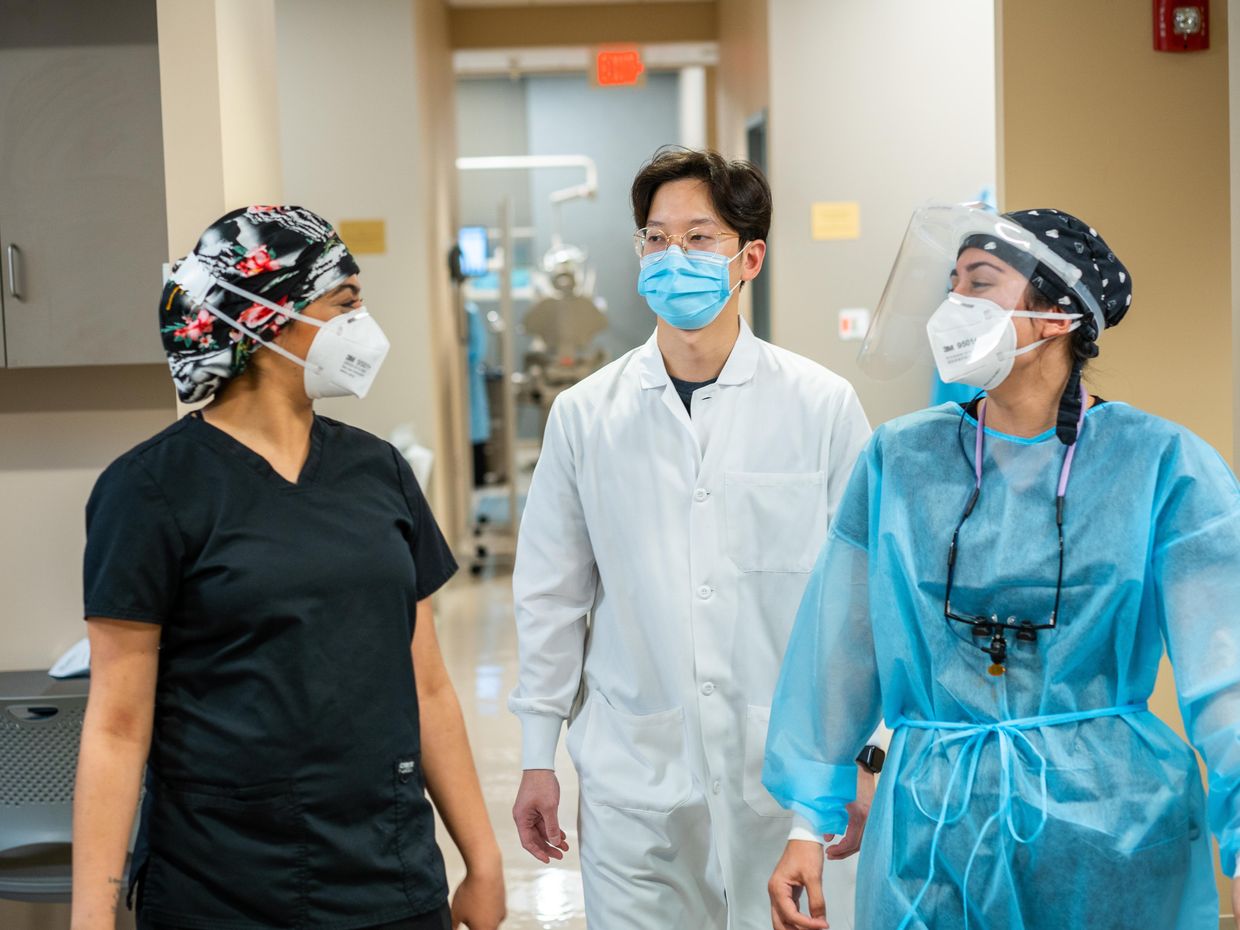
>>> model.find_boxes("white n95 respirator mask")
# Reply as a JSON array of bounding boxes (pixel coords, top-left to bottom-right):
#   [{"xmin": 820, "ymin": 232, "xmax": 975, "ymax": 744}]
[
  {"xmin": 297, "ymin": 307, "xmax": 390, "ymax": 399},
  {"xmin": 926, "ymin": 293, "xmax": 1081, "ymax": 391},
  {"xmin": 205, "ymin": 276, "xmax": 391, "ymax": 399}
]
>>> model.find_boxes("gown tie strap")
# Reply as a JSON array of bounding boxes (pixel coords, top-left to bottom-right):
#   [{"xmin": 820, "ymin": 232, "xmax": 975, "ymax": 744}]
[{"xmin": 889, "ymin": 702, "xmax": 1148, "ymax": 930}]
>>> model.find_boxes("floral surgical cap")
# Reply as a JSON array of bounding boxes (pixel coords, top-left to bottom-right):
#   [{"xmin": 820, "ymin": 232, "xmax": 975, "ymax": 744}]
[{"xmin": 159, "ymin": 205, "xmax": 359, "ymax": 403}]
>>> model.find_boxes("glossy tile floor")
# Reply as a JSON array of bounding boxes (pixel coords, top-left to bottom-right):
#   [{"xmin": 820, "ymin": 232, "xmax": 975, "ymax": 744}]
[{"xmin": 433, "ymin": 567, "xmax": 587, "ymax": 930}]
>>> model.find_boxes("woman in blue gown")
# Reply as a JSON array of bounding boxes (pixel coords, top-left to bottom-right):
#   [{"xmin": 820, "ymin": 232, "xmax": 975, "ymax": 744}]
[{"xmin": 763, "ymin": 205, "xmax": 1240, "ymax": 930}]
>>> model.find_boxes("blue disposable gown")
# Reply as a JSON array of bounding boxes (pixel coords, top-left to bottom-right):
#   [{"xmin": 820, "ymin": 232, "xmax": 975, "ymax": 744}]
[
  {"xmin": 466, "ymin": 301, "xmax": 491, "ymax": 445},
  {"xmin": 763, "ymin": 401, "xmax": 1240, "ymax": 929}
]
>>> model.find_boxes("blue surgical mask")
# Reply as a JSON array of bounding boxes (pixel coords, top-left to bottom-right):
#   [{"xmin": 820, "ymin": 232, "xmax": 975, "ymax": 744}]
[{"xmin": 637, "ymin": 245, "xmax": 746, "ymax": 331}]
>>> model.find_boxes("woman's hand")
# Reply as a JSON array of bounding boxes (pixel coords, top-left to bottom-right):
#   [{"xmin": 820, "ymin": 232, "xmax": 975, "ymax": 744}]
[
  {"xmin": 412, "ymin": 598, "xmax": 506, "ymax": 928},
  {"xmin": 768, "ymin": 839, "xmax": 830, "ymax": 930},
  {"xmin": 826, "ymin": 767, "xmax": 875, "ymax": 860},
  {"xmin": 451, "ymin": 860, "xmax": 507, "ymax": 929}
]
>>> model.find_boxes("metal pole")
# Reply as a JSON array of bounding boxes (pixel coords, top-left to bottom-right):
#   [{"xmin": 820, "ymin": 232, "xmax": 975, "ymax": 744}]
[
  {"xmin": 498, "ymin": 197, "xmax": 520, "ymax": 537},
  {"xmin": 455, "ymin": 276, "xmax": 473, "ymax": 554}
]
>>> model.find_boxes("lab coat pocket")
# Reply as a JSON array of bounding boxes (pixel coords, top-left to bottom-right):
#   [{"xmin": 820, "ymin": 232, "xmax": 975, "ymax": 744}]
[
  {"xmin": 724, "ymin": 471, "xmax": 826, "ymax": 573},
  {"xmin": 568, "ymin": 694, "xmax": 693, "ymax": 814},
  {"xmin": 743, "ymin": 705, "xmax": 789, "ymax": 818},
  {"xmin": 143, "ymin": 777, "xmax": 308, "ymax": 925}
]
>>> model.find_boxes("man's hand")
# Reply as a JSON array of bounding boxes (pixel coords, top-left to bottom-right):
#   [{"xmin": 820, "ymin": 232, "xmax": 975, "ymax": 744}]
[
  {"xmin": 513, "ymin": 769, "xmax": 569, "ymax": 863},
  {"xmin": 768, "ymin": 839, "xmax": 830, "ymax": 930},
  {"xmin": 826, "ymin": 767, "xmax": 875, "ymax": 860}
]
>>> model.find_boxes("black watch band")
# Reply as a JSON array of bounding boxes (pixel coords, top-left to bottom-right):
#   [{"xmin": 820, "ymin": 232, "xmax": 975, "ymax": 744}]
[{"xmin": 856, "ymin": 744, "xmax": 885, "ymax": 775}]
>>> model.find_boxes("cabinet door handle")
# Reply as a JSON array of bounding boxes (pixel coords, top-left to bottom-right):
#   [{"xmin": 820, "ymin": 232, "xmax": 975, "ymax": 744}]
[{"xmin": 6, "ymin": 243, "xmax": 21, "ymax": 301}]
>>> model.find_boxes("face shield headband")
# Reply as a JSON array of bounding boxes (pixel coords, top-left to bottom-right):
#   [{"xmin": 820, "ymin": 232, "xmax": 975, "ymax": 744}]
[{"xmin": 859, "ymin": 205, "xmax": 1106, "ymax": 382}]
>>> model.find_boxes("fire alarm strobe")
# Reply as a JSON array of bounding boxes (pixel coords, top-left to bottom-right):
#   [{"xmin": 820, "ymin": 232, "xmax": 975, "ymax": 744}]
[{"xmin": 1154, "ymin": 1, "xmax": 1209, "ymax": 52}]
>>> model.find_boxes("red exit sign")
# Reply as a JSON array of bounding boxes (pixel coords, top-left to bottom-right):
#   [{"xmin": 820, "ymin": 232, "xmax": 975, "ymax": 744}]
[{"xmin": 595, "ymin": 47, "xmax": 644, "ymax": 86}]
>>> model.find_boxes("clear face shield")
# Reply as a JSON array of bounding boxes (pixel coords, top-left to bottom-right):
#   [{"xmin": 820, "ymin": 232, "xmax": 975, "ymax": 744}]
[{"xmin": 858, "ymin": 204, "xmax": 1105, "ymax": 385}]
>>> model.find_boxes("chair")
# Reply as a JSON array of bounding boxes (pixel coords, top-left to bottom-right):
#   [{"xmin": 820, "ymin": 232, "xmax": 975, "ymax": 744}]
[{"xmin": 0, "ymin": 670, "xmax": 89, "ymax": 903}]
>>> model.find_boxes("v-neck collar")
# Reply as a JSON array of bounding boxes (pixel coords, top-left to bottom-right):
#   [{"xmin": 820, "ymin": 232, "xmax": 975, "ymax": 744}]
[{"xmin": 187, "ymin": 411, "xmax": 325, "ymax": 489}]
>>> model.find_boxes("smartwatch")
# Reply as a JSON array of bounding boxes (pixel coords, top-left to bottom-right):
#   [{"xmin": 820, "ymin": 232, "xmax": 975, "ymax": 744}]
[{"xmin": 856, "ymin": 744, "xmax": 885, "ymax": 775}]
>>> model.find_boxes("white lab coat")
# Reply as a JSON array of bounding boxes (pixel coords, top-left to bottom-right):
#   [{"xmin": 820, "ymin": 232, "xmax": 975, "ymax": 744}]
[{"xmin": 510, "ymin": 319, "xmax": 873, "ymax": 930}]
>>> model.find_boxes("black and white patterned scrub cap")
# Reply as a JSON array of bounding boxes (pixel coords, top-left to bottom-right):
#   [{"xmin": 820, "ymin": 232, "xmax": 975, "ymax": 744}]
[
  {"xmin": 961, "ymin": 208, "xmax": 1132, "ymax": 444},
  {"xmin": 1005, "ymin": 208, "xmax": 1132, "ymax": 342}
]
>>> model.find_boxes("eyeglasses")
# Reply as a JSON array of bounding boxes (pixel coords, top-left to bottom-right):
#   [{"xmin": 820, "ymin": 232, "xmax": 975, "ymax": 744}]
[
  {"xmin": 944, "ymin": 390, "xmax": 1086, "ymax": 676},
  {"xmin": 633, "ymin": 226, "xmax": 740, "ymax": 260},
  {"xmin": 944, "ymin": 490, "xmax": 1066, "ymax": 677}
]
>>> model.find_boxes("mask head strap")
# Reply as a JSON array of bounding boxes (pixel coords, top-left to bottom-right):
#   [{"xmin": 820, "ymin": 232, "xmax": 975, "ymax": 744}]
[{"xmin": 171, "ymin": 265, "xmax": 326, "ymax": 373}]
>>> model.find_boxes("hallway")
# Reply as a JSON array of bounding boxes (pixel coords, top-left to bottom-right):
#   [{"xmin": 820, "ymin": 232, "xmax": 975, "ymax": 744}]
[{"xmin": 435, "ymin": 571, "xmax": 587, "ymax": 929}]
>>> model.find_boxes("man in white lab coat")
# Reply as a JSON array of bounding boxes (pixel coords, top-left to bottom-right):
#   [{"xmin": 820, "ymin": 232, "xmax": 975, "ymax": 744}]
[{"xmin": 510, "ymin": 148, "xmax": 882, "ymax": 930}]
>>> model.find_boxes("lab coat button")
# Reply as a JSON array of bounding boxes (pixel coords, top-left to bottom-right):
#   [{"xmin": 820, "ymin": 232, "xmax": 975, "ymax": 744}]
[
  {"xmin": 711, "ymin": 779, "xmax": 722, "ymax": 794},
  {"xmin": 693, "ymin": 488, "xmax": 709, "ymax": 502},
  {"xmin": 697, "ymin": 585, "xmax": 713, "ymax": 600},
  {"xmin": 700, "ymin": 682, "xmax": 715, "ymax": 696}
]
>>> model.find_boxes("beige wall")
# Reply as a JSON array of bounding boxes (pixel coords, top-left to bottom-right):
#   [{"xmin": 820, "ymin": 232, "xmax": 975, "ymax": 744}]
[
  {"xmin": 999, "ymin": 1, "xmax": 1233, "ymax": 917},
  {"xmin": 1000, "ymin": 0, "xmax": 1233, "ymax": 464},
  {"xmin": 157, "ymin": 0, "xmax": 284, "ymax": 253},
  {"xmin": 156, "ymin": 0, "xmax": 227, "ymax": 256},
  {"xmin": 766, "ymin": 0, "xmax": 995, "ymax": 426},
  {"xmin": 715, "ymin": 0, "xmax": 768, "ymax": 160},
  {"xmin": 273, "ymin": 0, "xmax": 460, "ymax": 529},
  {"xmin": 0, "ymin": 0, "xmax": 225, "ymax": 678},
  {"xmin": 0, "ymin": 370, "xmax": 172, "ymax": 673},
  {"xmin": 215, "ymin": 0, "xmax": 284, "ymax": 209},
  {"xmin": 1232, "ymin": 0, "xmax": 1240, "ymax": 470},
  {"xmin": 157, "ymin": 0, "xmax": 284, "ymax": 254},
  {"xmin": 448, "ymin": 0, "xmax": 716, "ymax": 49},
  {"xmin": 413, "ymin": 0, "xmax": 471, "ymax": 546},
  {"xmin": 714, "ymin": 0, "xmax": 768, "ymax": 326}
]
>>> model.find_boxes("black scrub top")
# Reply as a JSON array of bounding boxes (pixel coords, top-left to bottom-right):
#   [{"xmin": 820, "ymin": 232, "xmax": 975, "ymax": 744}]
[
  {"xmin": 83, "ymin": 413, "xmax": 458, "ymax": 930},
  {"xmin": 668, "ymin": 374, "xmax": 717, "ymax": 416}
]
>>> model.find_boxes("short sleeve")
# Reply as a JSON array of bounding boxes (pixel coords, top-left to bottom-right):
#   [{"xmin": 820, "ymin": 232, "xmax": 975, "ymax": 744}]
[
  {"xmin": 83, "ymin": 456, "xmax": 185, "ymax": 624},
  {"xmin": 391, "ymin": 447, "xmax": 458, "ymax": 600}
]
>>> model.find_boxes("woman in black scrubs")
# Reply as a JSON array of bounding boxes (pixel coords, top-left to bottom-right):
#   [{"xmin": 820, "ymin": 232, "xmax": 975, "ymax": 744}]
[{"xmin": 72, "ymin": 207, "xmax": 506, "ymax": 930}]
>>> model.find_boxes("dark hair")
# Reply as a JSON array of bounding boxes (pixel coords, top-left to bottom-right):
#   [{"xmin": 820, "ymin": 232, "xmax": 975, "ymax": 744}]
[
  {"xmin": 1023, "ymin": 282, "xmax": 1099, "ymax": 370},
  {"xmin": 1024, "ymin": 280, "xmax": 1098, "ymax": 443},
  {"xmin": 630, "ymin": 146, "xmax": 772, "ymax": 244}
]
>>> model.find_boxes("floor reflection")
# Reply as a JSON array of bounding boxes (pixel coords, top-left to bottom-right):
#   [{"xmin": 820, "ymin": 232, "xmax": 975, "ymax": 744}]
[{"xmin": 434, "ymin": 569, "xmax": 586, "ymax": 929}]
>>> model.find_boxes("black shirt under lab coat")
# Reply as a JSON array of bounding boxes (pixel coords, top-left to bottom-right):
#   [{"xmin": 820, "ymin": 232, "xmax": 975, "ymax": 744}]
[{"xmin": 84, "ymin": 413, "xmax": 457, "ymax": 929}]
